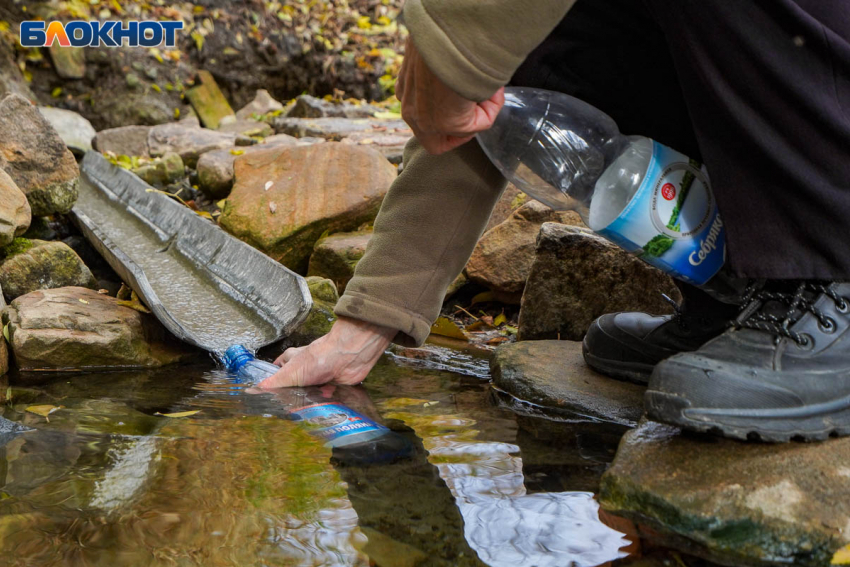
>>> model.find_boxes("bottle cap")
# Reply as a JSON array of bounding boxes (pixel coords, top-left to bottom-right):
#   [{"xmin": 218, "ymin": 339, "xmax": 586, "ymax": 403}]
[{"xmin": 222, "ymin": 344, "xmax": 253, "ymax": 372}]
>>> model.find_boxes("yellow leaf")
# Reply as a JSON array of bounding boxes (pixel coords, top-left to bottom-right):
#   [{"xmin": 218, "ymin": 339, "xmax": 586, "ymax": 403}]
[
  {"xmin": 470, "ymin": 291, "xmax": 497, "ymax": 305},
  {"xmin": 51, "ymin": 87, "xmax": 62, "ymax": 98},
  {"xmin": 151, "ymin": 84, "xmax": 161, "ymax": 93},
  {"xmin": 195, "ymin": 211, "xmax": 214, "ymax": 220},
  {"xmin": 26, "ymin": 405, "xmax": 63, "ymax": 421},
  {"xmin": 494, "ymin": 313, "xmax": 506, "ymax": 327},
  {"xmin": 174, "ymin": 107, "xmax": 181, "ymax": 119},
  {"xmin": 430, "ymin": 317, "xmax": 468, "ymax": 341},
  {"xmin": 2, "ymin": 323, "xmax": 9, "ymax": 343},
  {"xmin": 373, "ymin": 111, "xmax": 401, "ymax": 120},
  {"xmin": 833, "ymin": 545, "xmax": 850, "ymax": 565},
  {"xmin": 230, "ymin": 149, "xmax": 245, "ymax": 156},
  {"xmin": 78, "ymin": 298, "xmax": 89, "ymax": 305},
  {"xmin": 155, "ymin": 410, "xmax": 201, "ymax": 418},
  {"xmin": 216, "ymin": 199, "xmax": 227, "ymax": 209}
]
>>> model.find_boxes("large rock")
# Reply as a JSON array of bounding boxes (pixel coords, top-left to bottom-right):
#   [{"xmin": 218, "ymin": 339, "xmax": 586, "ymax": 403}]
[
  {"xmin": 274, "ymin": 116, "xmax": 410, "ymax": 141},
  {"xmin": 465, "ymin": 201, "xmax": 583, "ymax": 303},
  {"xmin": 0, "ymin": 40, "xmax": 34, "ymax": 101},
  {"xmin": 235, "ymin": 89, "xmax": 284, "ymax": 120},
  {"xmin": 490, "ymin": 340, "xmax": 644, "ymax": 426},
  {"xmin": 216, "ymin": 118, "xmax": 274, "ymax": 138},
  {"xmin": 307, "ymin": 231, "xmax": 371, "ymax": 293},
  {"xmin": 0, "ymin": 95, "xmax": 80, "ymax": 217},
  {"xmin": 220, "ymin": 143, "xmax": 396, "ymax": 273},
  {"xmin": 0, "ymin": 170, "xmax": 31, "ymax": 248},
  {"xmin": 0, "ymin": 239, "xmax": 98, "ymax": 302},
  {"xmin": 518, "ymin": 224, "xmax": 680, "ymax": 341},
  {"xmin": 147, "ymin": 122, "xmax": 237, "ymax": 167},
  {"xmin": 37, "ymin": 107, "xmax": 96, "ymax": 155},
  {"xmin": 97, "ymin": 93, "xmax": 173, "ymax": 129},
  {"xmin": 289, "ymin": 276, "xmax": 339, "ymax": 345},
  {"xmin": 287, "ymin": 95, "xmax": 380, "ymax": 119},
  {"xmin": 93, "ymin": 125, "xmax": 152, "ymax": 157},
  {"xmin": 599, "ymin": 420, "xmax": 850, "ymax": 566},
  {"xmin": 196, "ymin": 134, "xmax": 299, "ymax": 198},
  {"xmin": 2, "ymin": 287, "xmax": 193, "ymax": 371}
]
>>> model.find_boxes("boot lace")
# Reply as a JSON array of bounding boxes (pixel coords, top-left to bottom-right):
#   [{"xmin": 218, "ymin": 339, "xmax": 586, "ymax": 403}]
[{"xmin": 732, "ymin": 281, "xmax": 847, "ymax": 346}]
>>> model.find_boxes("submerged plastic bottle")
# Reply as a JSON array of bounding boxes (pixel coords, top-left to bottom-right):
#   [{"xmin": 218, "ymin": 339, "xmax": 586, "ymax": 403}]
[
  {"xmin": 478, "ymin": 87, "xmax": 739, "ymax": 295},
  {"xmin": 222, "ymin": 345, "xmax": 412, "ymax": 465}
]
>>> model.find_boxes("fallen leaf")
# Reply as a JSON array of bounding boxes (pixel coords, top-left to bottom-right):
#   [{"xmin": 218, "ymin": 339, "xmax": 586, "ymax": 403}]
[
  {"xmin": 2, "ymin": 323, "xmax": 9, "ymax": 343},
  {"xmin": 373, "ymin": 111, "xmax": 401, "ymax": 120},
  {"xmin": 216, "ymin": 199, "xmax": 227, "ymax": 209},
  {"xmin": 494, "ymin": 313, "xmax": 507, "ymax": 327},
  {"xmin": 503, "ymin": 325, "xmax": 518, "ymax": 335},
  {"xmin": 26, "ymin": 405, "xmax": 63, "ymax": 421},
  {"xmin": 470, "ymin": 291, "xmax": 497, "ymax": 306},
  {"xmin": 155, "ymin": 410, "xmax": 201, "ymax": 418},
  {"xmin": 230, "ymin": 149, "xmax": 245, "ymax": 156},
  {"xmin": 465, "ymin": 320, "xmax": 490, "ymax": 332},
  {"xmin": 78, "ymin": 299, "xmax": 89, "ymax": 305},
  {"xmin": 430, "ymin": 317, "xmax": 468, "ymax": 341},
  {"xmin": 269, "ymin": 202, "xmax": 277, "ymax": 214},
  {"xmin": 195, "ymin": 211, "xmax": 214, "ymax": 220},
  {"xmin": 264, "ymin": 181, "xmax": 274, "ymax": 191},
  {"xmin": 381, "ymin": 397, "xmax": 431, "ymax": 409},
  {"xmin": 486, "ymin": 336, "xmax": 509, "ymax": 346},
  {"xmin": 833, "ymin": 545, "xmax": 850, "ymax": 565}
]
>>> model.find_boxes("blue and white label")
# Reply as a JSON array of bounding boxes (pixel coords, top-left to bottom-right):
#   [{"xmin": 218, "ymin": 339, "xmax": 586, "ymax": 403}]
[
  {"xmin": 597, "ymin": 141, "xmax": 725, "ymax": 285},
  {"xmin": 290, "ymin": 403, "xmax": 387, "ymax": 446}
]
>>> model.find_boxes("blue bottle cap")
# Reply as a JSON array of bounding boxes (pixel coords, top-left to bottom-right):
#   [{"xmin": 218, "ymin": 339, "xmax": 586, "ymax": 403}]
[{"xmin": 222, "ymin": 344, "xmax": 254, "ymax": 372}]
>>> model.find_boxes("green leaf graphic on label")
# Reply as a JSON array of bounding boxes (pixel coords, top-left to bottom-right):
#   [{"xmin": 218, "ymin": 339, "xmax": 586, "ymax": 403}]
[{"xmin": 643, "ymin": 234, "xmax": 675, "ymax": 258}]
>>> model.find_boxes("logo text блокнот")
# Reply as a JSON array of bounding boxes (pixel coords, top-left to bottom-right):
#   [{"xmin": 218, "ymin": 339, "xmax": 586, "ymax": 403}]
[{"xmin": 20, "ymin": 20, "xmax": 183, "ymax": 48}]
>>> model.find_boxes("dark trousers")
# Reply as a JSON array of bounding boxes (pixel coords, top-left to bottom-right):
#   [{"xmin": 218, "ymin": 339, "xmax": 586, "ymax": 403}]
[{"xmin": 511, "ymin": 0, "xmax": 850, "ymax": 280}]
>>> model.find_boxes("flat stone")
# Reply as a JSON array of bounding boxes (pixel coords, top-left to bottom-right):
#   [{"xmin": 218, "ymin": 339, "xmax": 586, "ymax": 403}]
[
  {"xmin": 518, "ymin": 223, "xmax": 680, "ymax": 341},
  {"xmin": 287, "ymin": 95, "xmax": 380, "ymax": 119},
  {"xmin": 340, "ymin": 130, "xmax": 411, "ymax": 165},
  {"xmin": 37, "ymin": 107, "xmax": 96, "ymax": 155},
  {"xmin": 216, "ymin": 117, "xmax": 274, "ymax": 138},
  {"xmin": 307, "ymin": 231, "xmax": 371, "ymax": 293},
  {"xmin": 96, "ymin": 93, "xmax": 173, "ymax": 129},
  {"xmin": 2, "ymin": 287, "xmax": 194, "ymax": 371},
  {"xmin": 0, "ymin": 95, "xmax": 80, "ymax": 216},
  {"xmin": 490, "ymin": 340, "xmax": 644, "ymax": 425},
  {"xmin": 466, "ymin": 201, "xmax": 583, "ymax": 303},
  {"xmin": 93, "ymin": 125, "xmax": 152, "ymax": 157},
  {"xmin": 599, "ymin": 420, "xmax": 850, "ymax": 566},
  {"xmin": 48, "ymin": 45, "xmax": 86, "ymax": 79},
  {"xmin": 0, "ymin": 169, "xmax": 31, "ymax": 248},
  {"xmin": 273, "ymin": 116, "xmax": 410, "ymax": 141},
  {"xmin": 185, "ymin": 70, "xmax": 235, "ymax": 129},
  {"xmin": 220, "ymin": 142, "xmax": 396, "ymax": 273},
  {"xmin": 147, "ymin": 122, "xmax": 236, "ymax": 167},
  {"xmin": 235, "ymin": 89, "xmax": 284, "ymax": 120},
  {"xmin": 0, "ymin": 239, "xmax": 98, "ymax": 302}
]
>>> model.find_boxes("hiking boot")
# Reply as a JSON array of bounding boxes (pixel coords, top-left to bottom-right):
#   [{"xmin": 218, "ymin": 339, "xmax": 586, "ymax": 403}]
[
  {"xmin": 646, "ymin": 281, "xmax": 850, "ymax": 442},
  {"xmin": 582, "ymin": 285, "xmax": 737, "ymax": 384}
]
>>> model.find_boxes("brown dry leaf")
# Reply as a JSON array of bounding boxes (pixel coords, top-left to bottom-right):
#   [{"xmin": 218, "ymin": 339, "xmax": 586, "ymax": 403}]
[
  {"xmin": 479, "ymin": 315, "xmax": 495, "ymax": 327},
  {"xmin": 430, "ymin": 317, "xmax": 468, "ymax": 341},
  {"xmin": 155, "ymin": 410, "xmax": 201, "ymax": 418},
  {"xmin": 26, "ymin": 405, "xmax": 63, "ymax": 421},
  {"xmin": 486, "ymin": 336, "xmax": 509, "ymax": 346},
  {"xmin": 465, "ymin": 320, "xmax": 491, "ymax": 332}
]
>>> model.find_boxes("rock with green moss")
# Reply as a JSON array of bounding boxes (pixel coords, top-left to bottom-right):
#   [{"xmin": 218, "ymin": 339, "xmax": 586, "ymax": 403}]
[
  {"xmin": 599, "ymin": 420, "xmax": 850, "ymax": 566},
  {"xmin": 185, "ymin": 71, "xmax": 235, "ymax": 129},
  {"xmin": 131, "ymin": 153, "xmax": 185, "ymax": 187},
  {"xmin": 0, "ymin": 239, "xmax": 98, "ymax": 302},
  {"xmin": 289, "ymin": 277, "xmax": 339, "ymax": 345},
  {"xmin": 307, "ymin": 231, "xmax": 372, "ymax": 293}
]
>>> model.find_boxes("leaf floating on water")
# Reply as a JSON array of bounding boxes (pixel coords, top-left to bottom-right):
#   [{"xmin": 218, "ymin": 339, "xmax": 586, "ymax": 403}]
[
  {"xmin": 430, "ymin": 317, "xmax": 468, "ymax": 341},
  {"xmin": 216, "ymin": 199, "xmax": 227, "ymax": 209},
  {"xmin": 423, "ymin": 401, "xmax": 439, "ymax": 407},
  {"xmin": 155, "ymin": 410, "xmax": 201, "ymax": 418},
  {"xmin": 26, "ymin": 405, "xmax": 63, "ymax": 421},
  {"xmin": 195, "ymin": 211, "xmax": 214, "ymax": 220}
]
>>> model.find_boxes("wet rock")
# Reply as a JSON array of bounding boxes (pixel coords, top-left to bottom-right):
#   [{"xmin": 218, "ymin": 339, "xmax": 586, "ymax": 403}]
[
  {"xmin": 93, "ymin": 125, "xmax": 152, "ymax": 157},
  {"xmin": 97, "ymin": 93, "xmax": 173, "ymax": 129},
  {"xmin": 216, "ymin": 117, "xmax": 274, "ymax": 138},
  {"xmin": 235, "ymin": 89, "xmax": 284, "ymax": 120},
  {"xmin": 220, "ymin": 143, "xmax": 396, "ymax": 273},
  {"xmin": 0, "ymin": 239, "xmax": 98, "ymax": 302},
  {"xmin": 518, "ymin": 223, "xmax": 679, "ymax": 341},
  {"xmin": 131, "ymin": 153, "xmax": 185, "ymax": 187},
  {"xmin": 2, "ymin": 287, "xmax": 194, "ymax": 371},
  {"xmin": 466, "ymin": 201, "xmax": 583, "ymax": 303},
  {"xmin": 196, "ymin": 135, "xmax": 299, "ymax": 198},
  {"xmin": 0, "ymin": 94, "xmax": 80, "ymax": 217},
  {"xmin": 37, "ymin": 107, "xmax": 96, "ymax": 155},
  {"xmin": 599, "ymin": 420, "xmax": 850, "ymax": 567},
  {"xmin": 274, "ymin": 116, "xmax": 410, "ymax": 141},
  {"xmin": 289, "ymin": 276, "xmax": 339, "ymax": 345},
  {"xmin": 186, "ymin": 70, "xmax": 235, "ymax": 129},
  {"xmin": 147, "ymin": 122, "xmax": 236, "ymax": 167},
  {"xmin": 0, "ymin": 170, "xmax": 31, "ymax": 248},
  {"xmin": 0, "ymin": 40, "xmax": 34, "ymax": 101},
  {"xmin": 307, "ymin": 231, "xmax": 371, "ymax": 293},
  {"xmin": 490, "ymin": 340, "xmax": 644, "ymax": 425},
  {"xmin": 287, "ymin": 95, "xmax": 380, "ymax": 119},
  {"xmin": 48, "ymin": 45, "xmax": 86, "ymax": 79}
]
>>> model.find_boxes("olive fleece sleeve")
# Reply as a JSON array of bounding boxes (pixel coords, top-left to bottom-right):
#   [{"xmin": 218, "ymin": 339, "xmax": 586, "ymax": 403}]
[
  {"xmin": 403, "ymin": 0, "xmax": 578, "ymax": 102},
  {"xmin": 335, "ymin": 138, "xmax": 507, "ymax": 346}
]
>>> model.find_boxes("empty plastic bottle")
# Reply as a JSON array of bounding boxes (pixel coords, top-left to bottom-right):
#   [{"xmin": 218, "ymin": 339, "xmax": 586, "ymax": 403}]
[
  {"xmin": 222, "ymin": 345, "xmax": 412, "ymax": 464},
  {"xmin": 478, "ymin": 87, "xmax": 738, "ymax": 293}
]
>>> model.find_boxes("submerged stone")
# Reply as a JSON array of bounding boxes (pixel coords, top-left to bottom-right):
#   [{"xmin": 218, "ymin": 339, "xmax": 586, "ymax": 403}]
[
  {"xmin": 599, "ymin": 420, "xmax": 850, "ymax": 566},
  {"xmin": 0, "ymin": 240, "xmax": 97, "ymax": 302},
  {"xmin": 490, "ymin": 340, "xmax": 644, "ymax": 425},
  {"xmin": 307, "ymin": 231, "xmax": 372, "ymax": 293}
]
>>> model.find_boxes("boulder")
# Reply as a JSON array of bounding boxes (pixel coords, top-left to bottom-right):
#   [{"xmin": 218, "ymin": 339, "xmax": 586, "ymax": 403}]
[
  {"xmin": 131, "ymin": 153, "xmax": 185, "ymax": 187},
  {"xmin": 289, "ymin": 276, "xmax": 339, "ymax": 345},
  {"xmin": 490, "ymin": 340, "xmax": 644, "ymax": 425},
  {"xmin": 274, "ymin": 116, "xmax": 410, "ymax": 141},
  {"xmin": 465, "ymin": 201, "xmax": 583, "ymax": 302},
  {"xmin": 599, "ymin": 420, "xmax": 850, "ymax": 566},
  {"xmin": 2, "ymin": 287, "xmax": 194, "ymax": 371},
  {"xmin": 0, "ymin": 239, "xmax": 98, "ymax": 302},
  {"xmin": 185, "ymin": 70, "xmax": 235, "ymax": 129},
  {"xmin": 287, "ymin": 95, "xmax": 380, "ymax": 119},
  {"xmin": 37, "ymin": 107, "xmax": 96, "ymax": 155},
  {"xmin": 93, "ymin": 125, "xmax": 152, "ymax": 157},
  {"xmin": 518, "ymin": 224, "xmax": 680, "ymax": 341},
  {"xmin": 147, "ymin": 122, "xmax": 236, "ymax": 167},
  {"xmin": 0, "ymin": 170, "xmax": 31, "ymax": 248},
  {"xmin": 235, "ymin": 89, "xmax": 285, "ymax": 120},
  {"xmin": 196, "ymin": 135, "xmax": 299, "ymax": 198},
  {"xmin": 97, "ymin": 93, "xmax": 173, "ymax": 129},
  {"xmin": 307, "ymin": 231, "xmax": 371, "ymax": 293},
  {"xmin": 216, "ymin": 117, "xmax": 274, "ymax": 138},
  {"xmin": 0, "ymin": 94, "xmax": 80, "ymax": 217},
  {"xmin": 220, "ymin": 143, "xmax": 396, "ymax": 273},
  {"xmin": 0, "ymin": 40, "xmax": 34, "ymax": 101},
  {"xmin": 48, "ymin": 45, "xmax": 86, "ymax": 79}
]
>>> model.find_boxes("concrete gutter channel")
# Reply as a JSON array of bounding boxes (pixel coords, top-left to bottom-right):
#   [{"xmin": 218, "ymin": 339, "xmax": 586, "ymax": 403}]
[{"xmin": 72, "ymin": 151, "xmax": 312, "ymax": 352}]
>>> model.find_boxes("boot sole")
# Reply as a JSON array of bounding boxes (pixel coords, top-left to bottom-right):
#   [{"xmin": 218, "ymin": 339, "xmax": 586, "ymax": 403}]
[
  {"xmin": 581, "ymin": 347, "xmax": 653, "ymax": 386},
  {"xmin": 645, "ymin": 390, "xmax": 850, "ymax": 442}
]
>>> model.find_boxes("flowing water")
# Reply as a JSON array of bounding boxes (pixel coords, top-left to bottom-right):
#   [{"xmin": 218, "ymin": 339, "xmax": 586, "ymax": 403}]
[{"xmin": 0, "ymin": 346, "xmax": 644, "ymax": 567}]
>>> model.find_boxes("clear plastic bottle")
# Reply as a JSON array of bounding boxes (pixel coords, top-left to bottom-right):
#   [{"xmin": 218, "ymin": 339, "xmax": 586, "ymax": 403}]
[
  {"xmin": 478, "ymin": 87, "xmax": 742, "ymax": 296},
  {"xmin": 222, "ymin": 345, "xmax": 413, "ymax": 464}
]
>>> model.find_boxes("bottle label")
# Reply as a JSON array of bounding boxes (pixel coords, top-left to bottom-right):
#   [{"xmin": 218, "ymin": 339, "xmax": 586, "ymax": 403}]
[
  {"xmin": 596, "ymin": 141, "xmax": 725, "ymax": 285},
  {"xmin": 290, "ymin": 403, "xmax": 387, "ymax": 446}
]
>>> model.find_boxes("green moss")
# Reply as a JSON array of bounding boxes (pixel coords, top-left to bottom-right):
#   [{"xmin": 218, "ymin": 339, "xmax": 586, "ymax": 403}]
[{"xmin": 1, "ymin": 237, "xmax": 35, "ymax": 258}]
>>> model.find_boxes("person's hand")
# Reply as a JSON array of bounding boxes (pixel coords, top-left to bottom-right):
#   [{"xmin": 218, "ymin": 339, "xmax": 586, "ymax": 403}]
[
  {"xmin": 396, "ymin": 37, "xmax": 505, "ymax": 155},
  {"xmin": 254, "ymin": 317, "xmax": 396, "ymax": 389}
]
